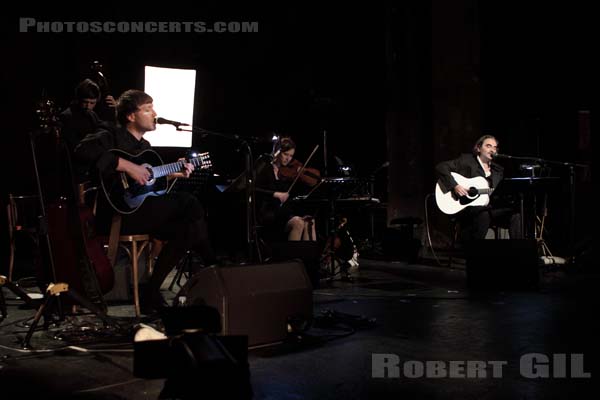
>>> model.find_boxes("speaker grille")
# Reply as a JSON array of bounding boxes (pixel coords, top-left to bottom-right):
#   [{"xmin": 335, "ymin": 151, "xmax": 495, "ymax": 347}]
[{"xmin": 178, "ymin": 261, "xmax": 313, "ymax": 346}]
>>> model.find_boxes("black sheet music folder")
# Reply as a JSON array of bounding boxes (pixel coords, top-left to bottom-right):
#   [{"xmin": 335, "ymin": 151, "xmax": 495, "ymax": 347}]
[{"xmin": 491, "ymin": 176, "xmax": 560, "ymax": 199}]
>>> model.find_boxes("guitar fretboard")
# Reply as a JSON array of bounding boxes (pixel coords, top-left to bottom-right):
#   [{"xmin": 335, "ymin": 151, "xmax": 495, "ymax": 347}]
[{"xmin": 151, "ymin": 153, "xmax": 211, "ymax": 179}]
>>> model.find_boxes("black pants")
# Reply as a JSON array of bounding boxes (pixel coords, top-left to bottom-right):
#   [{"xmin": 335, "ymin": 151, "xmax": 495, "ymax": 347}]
[
  {"xmin": 120, "ymin": 192, "xmax": 217, "ymax": 296},
  {"xmin": 458, "ymin": 206, "xmax": 522, "ymax": 244}
]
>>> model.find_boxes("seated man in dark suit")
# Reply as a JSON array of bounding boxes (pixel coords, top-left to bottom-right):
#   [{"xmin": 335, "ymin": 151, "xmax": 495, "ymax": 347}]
[{"xmin": 436, "ymin": 134, "xmax": 522, "ymax": 246}]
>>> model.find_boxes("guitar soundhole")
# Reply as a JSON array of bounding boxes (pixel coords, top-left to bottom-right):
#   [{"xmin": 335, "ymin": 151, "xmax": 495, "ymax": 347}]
[{"xmin": 143, "ymin": 164, "xmax": 155, "ymax": 186}]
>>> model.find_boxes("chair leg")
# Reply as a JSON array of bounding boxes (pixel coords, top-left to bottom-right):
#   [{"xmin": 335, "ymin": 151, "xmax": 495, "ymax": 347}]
[
  {"xmin": 147, "ymin": 241, "xmax": 153, "ymax": 276},
  {"xmin": 7, "ymin": 202, "xmax": 15, "ymax": 282},
  {"xmin": 0, "ymin": 286, "xmax": 7, "ymax": 320},
  {"xmin": 8, "ymin": 237, "xmax": 15, "ymax": 282},
  {"xmin": 449, "ymin": 221, "xmax": 458, "ymax": 268},
  {"xmin": 132, "ymin": 241, "xmax": 140, "ymax": 318}
]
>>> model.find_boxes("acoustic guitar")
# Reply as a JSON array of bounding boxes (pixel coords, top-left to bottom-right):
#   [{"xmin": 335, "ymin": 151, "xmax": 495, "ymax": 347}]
[
  {"xmin": 435, "ymin": 172, "xmax": 494, "ymax": 215},
  {"xmin": 101, "ymin": 149, "xmax": 212, "ymax": 214}
]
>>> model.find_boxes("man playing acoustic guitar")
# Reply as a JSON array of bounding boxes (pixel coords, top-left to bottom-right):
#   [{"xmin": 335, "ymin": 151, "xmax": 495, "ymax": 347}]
[
  {"xmin": 435, "ymin": 134, "xmax": 522, "ymax": 246},
  {"xmin": 75, "ymin": 89, "xmax": 218, "ymax": 314}
]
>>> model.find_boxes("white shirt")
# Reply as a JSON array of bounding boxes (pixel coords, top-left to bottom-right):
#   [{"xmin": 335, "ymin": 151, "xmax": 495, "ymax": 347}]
[{"xmin": 477, "ymin": 155, "xmax": 492, "ymax": 177}]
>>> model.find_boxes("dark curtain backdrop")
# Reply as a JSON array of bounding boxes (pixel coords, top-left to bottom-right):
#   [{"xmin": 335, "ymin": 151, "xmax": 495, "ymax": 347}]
[{"xmin": 1, "ymin": 2, "xmax": 593, "ymax": 269}]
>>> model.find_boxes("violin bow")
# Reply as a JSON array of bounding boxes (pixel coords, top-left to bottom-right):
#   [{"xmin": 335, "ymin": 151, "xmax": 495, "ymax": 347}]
[
  {"xmin": 286, "ymin": 144, "xmax": 320, "ymax": 194},
  {"xmin": 303, "ymin": 176, "xmax": 325, "ymax": 199}
]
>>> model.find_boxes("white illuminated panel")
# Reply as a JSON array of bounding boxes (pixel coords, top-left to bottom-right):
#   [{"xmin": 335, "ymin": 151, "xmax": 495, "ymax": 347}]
[{"xmin": 144, "ymin": 66, "xmax": 196, "ymax": 147}]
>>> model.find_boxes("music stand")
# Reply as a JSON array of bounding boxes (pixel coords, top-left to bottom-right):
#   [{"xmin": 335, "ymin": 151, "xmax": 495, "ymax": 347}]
[
  {"xmin": 217, "ymin": 154, "xmax": 274, "ymax": 263},
  {"xmin": 491, "ymin": 176, "xmax": 560, "ymax": 240},
  {"xmin": 300, "ymin": 177, "xmax": 358, "ymax": 282},
  {"xmin": 222, "ymin": 171, "xmax": 248, "ymax": 194},
  {"xmin": 184, "ymin": 124, "xmax": 273, "ymax": 264}
]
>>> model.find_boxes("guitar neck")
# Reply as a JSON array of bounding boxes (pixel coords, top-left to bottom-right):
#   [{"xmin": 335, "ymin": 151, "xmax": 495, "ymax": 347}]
[
  {"xmin": 479, "ymin": 188, "xmax": 494, "ymax": 195},
  {"xmin": 151, "ymin": 155, "xmax": 209, "ymax": 179}
]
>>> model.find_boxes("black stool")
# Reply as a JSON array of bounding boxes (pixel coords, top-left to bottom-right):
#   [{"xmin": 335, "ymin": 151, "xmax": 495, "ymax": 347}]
[{"xmin": 383, "ymin": 217, "xmax": 423, "ymax": 262}]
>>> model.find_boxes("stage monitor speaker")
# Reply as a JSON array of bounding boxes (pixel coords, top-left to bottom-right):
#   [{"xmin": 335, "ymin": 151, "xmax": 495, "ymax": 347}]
[
  {"xmin": 268, "ymin": 241, "xmax": 321, "ymax": 288},
  {"xmin": 466, "ymin": 239, "xmax": 540, "ymax": 291},
  {"xmin": 176, "ymin": 261, "xmax": 313, "ymax": 347}
]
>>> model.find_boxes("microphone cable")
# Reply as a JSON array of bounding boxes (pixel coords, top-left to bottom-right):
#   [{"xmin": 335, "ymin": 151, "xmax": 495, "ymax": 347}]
[{"xmin": 423, "ymin": 193, "xmax": 445, "ymax": 268}]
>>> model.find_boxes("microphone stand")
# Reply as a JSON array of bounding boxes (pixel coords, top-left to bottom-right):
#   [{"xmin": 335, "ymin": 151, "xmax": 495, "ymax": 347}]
[
  {"xmin": 177, "ymin": 125, "xmax": 269, "ymax": 264},
  {"xmin": 323, "ymin": 130, "xmax": 328, "ymax": 178},
  {"xmin": 29, "ymin": 125, "xmax": 64, "ymax": 323}
]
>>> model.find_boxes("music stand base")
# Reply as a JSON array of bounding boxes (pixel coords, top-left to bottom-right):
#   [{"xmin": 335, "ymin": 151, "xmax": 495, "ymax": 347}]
[
  {"xmin": 319, "ymin": 257, "xmax": 357, "ymax": 285},
  {"xmin": 168, "ymin": 252, "xmax": 195, "ymax": 291},
  {"xmin": 21, "ymin": 282, "xmax": 121, "ymax": 349}
]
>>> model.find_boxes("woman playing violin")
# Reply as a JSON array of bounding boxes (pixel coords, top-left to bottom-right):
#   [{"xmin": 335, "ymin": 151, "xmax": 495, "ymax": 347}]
[{"xmin": 255, "ymin": 137, "xmax": 318, "ymax": 241}]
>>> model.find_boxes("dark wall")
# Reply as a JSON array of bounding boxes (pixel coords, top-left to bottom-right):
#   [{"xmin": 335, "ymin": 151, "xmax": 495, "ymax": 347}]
[{"xmin": 480, "ymin": 2, "xmax": 593, "ymax": 253}]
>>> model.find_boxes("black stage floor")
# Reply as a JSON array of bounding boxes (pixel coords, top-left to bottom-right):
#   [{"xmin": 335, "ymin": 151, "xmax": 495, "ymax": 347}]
[{"xmin": 1, "ymin": 257, "xmax": 598, "ymax": 399}]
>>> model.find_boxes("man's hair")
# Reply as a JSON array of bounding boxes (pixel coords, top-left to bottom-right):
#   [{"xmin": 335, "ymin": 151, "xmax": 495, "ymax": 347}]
[
  {"xmin": 472, "ymin": 134, "xmax": 498, "ymax": 155},
  {"xmin": 75, "ymin": 79, "xmax": 100, "ymax": 101},
  {"xmin": 116, "ymin": 90, "xmax": 153, "ymax": 126}
]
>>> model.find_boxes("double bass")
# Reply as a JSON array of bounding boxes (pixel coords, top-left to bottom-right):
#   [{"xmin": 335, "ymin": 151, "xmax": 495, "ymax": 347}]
[
  {"xmin": 90, "ymin": 60, "xmax": 116, "ymax": 124},
  {"xmin": 38, "ymin": 98, "xmax": 114, "ymax": 310}
]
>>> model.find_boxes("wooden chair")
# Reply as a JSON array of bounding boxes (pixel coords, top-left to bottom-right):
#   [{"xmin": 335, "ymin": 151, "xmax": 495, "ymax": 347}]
[
  {"xmin": 6, "ymin": 194, "xmax": 39, "ymax": 282},
  {"xmin": 106, "ymin": 214, "xmax": 153, "ymax": 318},
  {"xmin": 78, "ymin": 181, "xmax": 154, "ymax": 318}
]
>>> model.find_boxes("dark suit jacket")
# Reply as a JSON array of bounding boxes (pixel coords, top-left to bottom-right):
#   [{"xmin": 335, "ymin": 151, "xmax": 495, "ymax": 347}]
[{"xmin": 435, "ymin": 153, "xmax": 504, "ymax": 193}]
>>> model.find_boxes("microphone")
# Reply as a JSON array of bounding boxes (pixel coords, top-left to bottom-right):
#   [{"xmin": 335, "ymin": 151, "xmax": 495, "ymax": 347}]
[
  {"xmin": 155, "ymin": 117, "xmax": 190, "ymax": 127},
  {"xmin": 491, "ymin": 152, "xmax": 511, "ymax": 159}
]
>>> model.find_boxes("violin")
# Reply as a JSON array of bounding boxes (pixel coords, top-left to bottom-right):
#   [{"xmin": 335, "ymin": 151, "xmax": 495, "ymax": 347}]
[{"xmin": 278, "ymin": 159, "xmax": 321, "ymax": 187}]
